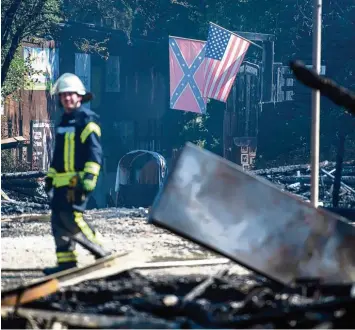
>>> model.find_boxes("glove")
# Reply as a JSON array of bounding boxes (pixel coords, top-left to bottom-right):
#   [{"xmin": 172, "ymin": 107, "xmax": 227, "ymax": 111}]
[
  {"xmin": 44, "ymin": 177, "xmax": 53, "ymax": 193},
  {"xmin": 67, "ymin": 174, "xmax": 85, "ymax": 204},
  {"xmin": 82, "ymin": 173, "xmax": 98, "ymax": 192},
  {"xmin": 44, "ymin": 177, "xmax": 54, "ymax": 200},
  {"xmin": 67, "ymin": 173, "xmax": 97, "ymax": 204}
]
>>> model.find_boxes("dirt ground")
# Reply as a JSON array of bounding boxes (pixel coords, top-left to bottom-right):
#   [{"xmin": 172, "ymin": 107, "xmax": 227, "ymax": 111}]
[{"xmin": 1, "ymin": 207, "xmax": 249, "ymax": 290}]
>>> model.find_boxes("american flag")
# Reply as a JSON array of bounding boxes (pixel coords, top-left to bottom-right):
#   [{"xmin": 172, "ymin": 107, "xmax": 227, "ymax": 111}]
[{"xmin": 203, "ymin": 23, "xmax": 250, "ymax": 102}]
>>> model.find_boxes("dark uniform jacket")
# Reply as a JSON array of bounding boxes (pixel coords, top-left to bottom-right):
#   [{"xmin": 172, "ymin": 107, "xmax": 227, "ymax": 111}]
[{"xmin": 47, "ymin": 106, "xmax": 102, "ymax": 212}]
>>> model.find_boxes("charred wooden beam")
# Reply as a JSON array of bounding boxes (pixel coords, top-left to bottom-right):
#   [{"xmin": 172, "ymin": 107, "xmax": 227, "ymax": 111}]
[
  {"xmin": 253, "ymin": 164, "xmax": 355, "ymax": 176},
  {"xmin": 1, "ymin": 171, "xmax": 46, "ymax": 180},
  {"xmin": 275, "ymin": 175, "xmax": 355, "ymax": 185},
  {"xmin": 1, "ymin": 136, "xmax": 28, "ymax": 150},
  {"xmin": 1, "ymin": 188, "xmax": 49, "ymax": 204},
  {"xmin": 182, "ymin": 268, "xmax": 229, "ymax": 304},
  {"xmin": 321, "ymin": 169, "xmax": 355, "ymax": 194},
  {"xmin": 253, "ymin": 164, "xmax": 311, "ymax": 175},
  {"xmin": 333, "ymin": 132, "xmax": 346, "ymax": 207},
  {"xmin": 1, "ymin": 200, "xmax": 48, "ymax": 209},
  {"xmin": 2, "ymin": 181, "xmax": 40, "ymax": 189},
  {"xmin": 290, "ymin": 60, "xmax": 355, "ymax": 114}
]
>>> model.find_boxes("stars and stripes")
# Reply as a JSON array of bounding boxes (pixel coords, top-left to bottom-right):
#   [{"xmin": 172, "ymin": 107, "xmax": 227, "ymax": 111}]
[
  {"xmin": 169, "ymin": 37, "xmax": 207, "ymax": 114},
  {"xmin": 203, "ymin": 23, "xmax": 250, "ymax": 102}
]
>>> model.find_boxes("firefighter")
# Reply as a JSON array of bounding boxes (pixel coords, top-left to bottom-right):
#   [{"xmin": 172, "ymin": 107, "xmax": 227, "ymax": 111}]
[{"xmin": 43, "ymin": 73, "xmax": 110, "ymax": 275}]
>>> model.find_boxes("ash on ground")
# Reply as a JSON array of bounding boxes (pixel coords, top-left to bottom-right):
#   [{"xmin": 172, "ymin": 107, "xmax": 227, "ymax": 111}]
[
  {"xmin": 1, "ymin": 208, "xmax": 230, "ymax": 290},
  {"xmin": 2, "ymin": 270, "xmax": 354, "ymax": 329}
]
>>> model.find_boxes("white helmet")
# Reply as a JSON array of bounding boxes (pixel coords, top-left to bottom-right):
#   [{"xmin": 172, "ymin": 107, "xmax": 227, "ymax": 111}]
[{"xmin": 52, "ymin": 73, "xmax": 92, "ymax": 102}]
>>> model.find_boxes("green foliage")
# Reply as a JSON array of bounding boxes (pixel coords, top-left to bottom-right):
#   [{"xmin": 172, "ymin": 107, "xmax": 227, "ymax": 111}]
[
  {"xmin": 74, "ymin": 38, "xmax": 110, "ymax": 59},
  {"xmin": 1, "ymin": 47, "xmax": 45, "ymax": 100},
  {"xmin": 1, "ymin": 0, "xmax": 62, "ymax": 43},
  {"xmin": 178, "ymin": 101, "xmax": 224, "ymax": 155},
  {"xmin": 1, "ymin": 0, "xmax": 62, "ymax": 84},
  {"xmin": 65, "ymin": 0, "xmax": 134, "ymax": 38}
]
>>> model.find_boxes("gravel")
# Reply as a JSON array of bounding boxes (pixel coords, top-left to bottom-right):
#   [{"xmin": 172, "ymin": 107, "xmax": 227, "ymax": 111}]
[{"xmin": 1, "ymin": 207, "xmax": 248, "ymax": 290}]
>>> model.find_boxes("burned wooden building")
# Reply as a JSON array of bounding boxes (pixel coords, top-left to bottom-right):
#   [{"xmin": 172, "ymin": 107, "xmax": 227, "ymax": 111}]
[
  {"xmin": 2, "ymin": 24, "xmax": 277, "ymax": 206},
  {"xmin": 224, "ymin": 32, "xmax": 275, "ymax": 169},
  {"xmin": 2, "ymin": 22, "xmax": 168, "ymax": 206}
]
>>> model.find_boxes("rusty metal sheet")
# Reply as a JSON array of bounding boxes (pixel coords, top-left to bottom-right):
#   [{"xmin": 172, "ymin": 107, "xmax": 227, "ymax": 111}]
[{"xmin": 149, "ymin": 143, "xmax": 355, "ymax": 285}]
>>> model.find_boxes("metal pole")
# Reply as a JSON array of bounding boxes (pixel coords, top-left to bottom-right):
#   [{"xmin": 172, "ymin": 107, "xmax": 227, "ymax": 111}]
[{"xmin": 310, "ymin": 0, "xmax": 322, "ymax": 207}]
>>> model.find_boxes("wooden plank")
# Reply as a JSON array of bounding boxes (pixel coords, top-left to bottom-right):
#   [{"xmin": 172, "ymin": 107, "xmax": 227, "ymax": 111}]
[
  {"xmin": 1, "ymin": 251, "xmax": 148, "ymax": 306},
  {"xmin": 0, "ymin": 258, "xmax": 232, "ymax": 273},
  {"xmin": 1, "ymin": 136, "xmax": 29, "ymax": 150},
  {"xmin": 1, "ymin": 136, "xmax": 28, "ymax": 144},
  {"xmin": 14, "ymin": 136, "xmax": 27, "ymax": 142},
  {"xmin": 1, "ymin": 171, "xmax": 46, "ymax": 179},
  {"xmin": 136, "ymin": 258, "xmax": 231, "ymax": 269}
]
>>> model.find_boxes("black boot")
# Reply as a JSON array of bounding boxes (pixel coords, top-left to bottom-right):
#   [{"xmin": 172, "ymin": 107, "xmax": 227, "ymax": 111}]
[
  {"xmin": 94, "ymin": 250, "xmax": 112, "ymax": 260},
  {"xmin": 43, "ymin": 262, "xmax": 77, "ymax": 275},
  {"xmin": 72, "ymin": 233, "xmax": 111, "ymax": 259}
]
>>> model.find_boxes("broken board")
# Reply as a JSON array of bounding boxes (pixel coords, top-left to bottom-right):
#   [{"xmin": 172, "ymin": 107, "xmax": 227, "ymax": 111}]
[
  {"xmin": 149, "ymin": 143, "xmax": 355, "ymax": 286},
  {"xmin": 2, "ymin": 251, "xmax": 147, "ymax": 306}
]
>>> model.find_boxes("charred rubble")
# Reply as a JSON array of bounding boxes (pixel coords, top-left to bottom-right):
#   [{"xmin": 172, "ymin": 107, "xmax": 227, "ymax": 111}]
[
  {"xmin": 1, "ymin": 171, "xmax": 50, "ymax": 215},
  {"xmin": 2, "ymin": 162, "xmax": 355, "ymax": 216},
  {"xmin": 2, "ymin": 164, "xmax": 355, "ymax": 329},
  {"xmin": 253, "ymin": 162, "xmax": 355, "ymax": 208},
  {"xmin": 2, "ymin": 270, "xmax": 355, "ymax": 329}
]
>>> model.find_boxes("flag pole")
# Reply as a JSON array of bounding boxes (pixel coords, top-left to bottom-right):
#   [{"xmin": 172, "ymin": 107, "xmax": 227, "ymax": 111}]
[
  {"xmin": 169, "ymin": 35, "xmax": 206, "ymax": 43},
  {"xmin": 310, "ymin": 0, "xmax": 322, "ymax": 207}
]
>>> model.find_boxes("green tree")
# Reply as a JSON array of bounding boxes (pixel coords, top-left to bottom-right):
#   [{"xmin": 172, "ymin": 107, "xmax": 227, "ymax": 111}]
[
  {"xmin": 1, "ymin": 47, "xmax": 45, "ymax": 100},
  {"xmin": 1, "ymin": 0, "xmax": 62, "ymax": 85}
]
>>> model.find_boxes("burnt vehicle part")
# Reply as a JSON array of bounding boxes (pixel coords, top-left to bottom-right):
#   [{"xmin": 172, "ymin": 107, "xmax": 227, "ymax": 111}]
[
  {"xmin": 115, "ymin": 150, "xmax": 167, "ymax": 208},
  {"xmin": 149, "ymin": 143, "xmax": 355, "ymax": 286}
]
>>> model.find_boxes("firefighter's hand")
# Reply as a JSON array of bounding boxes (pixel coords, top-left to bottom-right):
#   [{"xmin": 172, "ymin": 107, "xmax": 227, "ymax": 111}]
[
  {"xmin": 44, "ymin": 177, "xmax": 54, "ymax": 200},
  {"xmin": 67, "ymin": 175, "xmax": 83, "ymax": 203},
  {"xmin": 44, "ymin": 177, "xmax": 53, "ymax": 194},
  {"xmin": 82, "ymin": 173, "xmax": 98, "ymax": 192}
]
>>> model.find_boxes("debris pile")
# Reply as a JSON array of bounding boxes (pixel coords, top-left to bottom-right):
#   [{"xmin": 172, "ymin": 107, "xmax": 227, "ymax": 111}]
[
  {"xmin": 1, "ymin": 171, "xmax": 50, "ymax": 215},
  {"xmin": 2, "ymin": 160, "xmax": 355, "ymax": 215},
  {"xmin": 253, "ymin": 162, "xmax": 355, "ymax": 207},
  {"xmin": 2, "ymin": 270, "xmax": 354, "ymax": 329}
]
